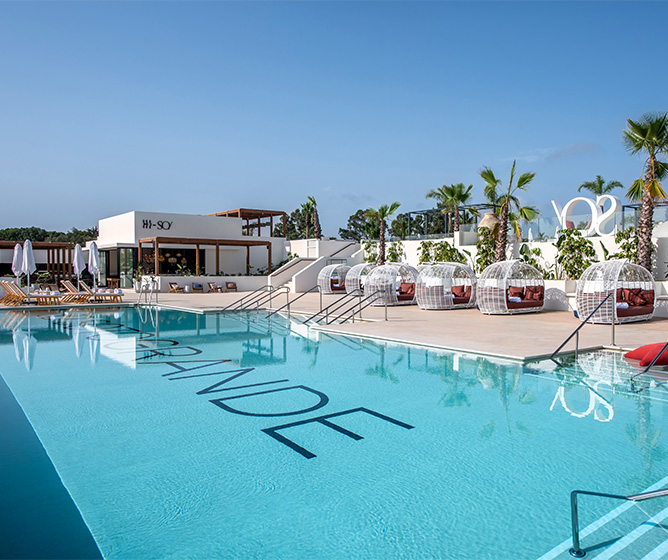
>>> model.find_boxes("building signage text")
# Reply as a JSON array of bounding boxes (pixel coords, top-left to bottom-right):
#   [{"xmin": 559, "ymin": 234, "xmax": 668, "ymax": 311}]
[
  {"xmin": 142, "ymin": 219, "xmax": 173, "ymax": 231},
  {"xmin": 551, "ymin": 195, "xmax": 622, "ymax": 237}
]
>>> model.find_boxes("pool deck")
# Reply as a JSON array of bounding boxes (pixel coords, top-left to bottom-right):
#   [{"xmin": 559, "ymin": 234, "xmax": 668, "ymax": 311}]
[{"xmin": 84, "ymin": 291, "xmax": 668, "ymax": 361}]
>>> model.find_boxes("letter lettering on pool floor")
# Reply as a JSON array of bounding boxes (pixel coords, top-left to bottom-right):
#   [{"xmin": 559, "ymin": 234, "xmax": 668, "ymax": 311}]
[
  {"xmin": 210, "ymin": 385, "xmax": 329, "ymax": 417},
  {"xmin": 262, "ymin": 408, "xmax": 415, "ymax": 459}
]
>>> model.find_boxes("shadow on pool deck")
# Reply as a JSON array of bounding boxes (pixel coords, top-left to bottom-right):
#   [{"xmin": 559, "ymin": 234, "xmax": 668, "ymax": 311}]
[{"xmin": 0, "ymin": 375, "xmax": 102, "ymax": 560}]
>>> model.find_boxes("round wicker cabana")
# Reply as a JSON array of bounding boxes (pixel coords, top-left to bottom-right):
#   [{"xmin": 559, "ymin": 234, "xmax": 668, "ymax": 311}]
[
  {"xmin": 364, "ymin": 263, "xmax": 419, "ymax": 306},
  {"xmin": 478, "ymin": 260, "xmax": 544, "ymax": 315},
  {"xmin": 345, "ymin": 263, "xmax": 376, "ymax": 295},
  {"xmin": 317, "ymin": 264, "xmax": 351, "ymax": 294},
  {"xmin": 416, "ymin": 263, "xmax": 477, "ymax": 310},
  {"xmin": 576, "ymin": 259, "xmax": 655, "ymax": 324}
]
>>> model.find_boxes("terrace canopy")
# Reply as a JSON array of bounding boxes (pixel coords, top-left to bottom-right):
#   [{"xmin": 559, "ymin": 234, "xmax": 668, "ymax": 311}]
[
  {"xmin": 416, "ymin": 263, "xmax": 476, "ymax": 310},
  {"xmin": 576, "ymin": 259, "xmax": 655, "ymax": 324},
  {"xmin": 138, "ymin": 236, "xmax": 272, "ymax": 276},
  {"xmin": 208, "ymin": 208, "xmax": 287, "ymax": 238},
  {"xmin": 477, "ymin": 260, "xmax": 544, "ymax": 315},
  {"xmin": 317, "ymin": 264, "xmax": 351, "ymax": 294},
  {"xmin": 0, "ymin": 240, "xmax": 73, "ymax": 283}
]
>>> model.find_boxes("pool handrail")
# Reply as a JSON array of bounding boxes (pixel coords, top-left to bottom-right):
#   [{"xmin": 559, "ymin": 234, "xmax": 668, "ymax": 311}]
[
  {"xmin": 222, "ymin": 285, "xmax": 275, "ymax": 312},
  {"xmin": 324, "ymin": 289, "xmax": 387, "ymax": 324},
  {"xmin": 265, "ymin": 285, "xmax": 321, "ymax": 318},
  {"xmin": 301, "ymin": 289, "xmax": 365, "ymax": 324},
  {"xmin": 245, "ymin": 286, "xmax": 290, "ymax": 312},
  {"xmin": 550, "ymin": 293, "xmax": 613, "ymax": 362},
  {"xmin": 569, "ymin": 487, "xmax": 668, "ymax": 557}
]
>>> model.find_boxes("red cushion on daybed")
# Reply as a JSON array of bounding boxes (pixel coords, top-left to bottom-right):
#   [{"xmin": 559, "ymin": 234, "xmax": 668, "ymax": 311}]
[
  {"xmin": 508, "ymin": 286, "xmax": 525, "ymax": 299},
  {"xmin": 465, "ymin": 285, "xmax": 472, "ymax": 298},
  {"xmin": 452, "ymin": 285, "xmax": 465, "ymax": 297},
  {"xmin": 640, "ymin": 343, "xmax": 668, "ymax": 366},
  {"xmin": 625, "ymin": 343, "xmax": 665, "ymax": 361},
  {"xmin": 525, "ymin": 285, "xmax": 544, "ymax": 301},
  {"xmin": 616, "ymin": 288, "xmax": 624, "ymax": 302},
  {"xmin": 617, "ymin": 305, "xmax": 653, "ymax": 318}
]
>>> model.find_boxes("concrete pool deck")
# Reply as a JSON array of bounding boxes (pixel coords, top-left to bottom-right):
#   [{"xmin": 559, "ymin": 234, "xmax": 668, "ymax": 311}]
[{"xmin": 107, "ymin": 291, "xmax": 668, "ymax": 361}]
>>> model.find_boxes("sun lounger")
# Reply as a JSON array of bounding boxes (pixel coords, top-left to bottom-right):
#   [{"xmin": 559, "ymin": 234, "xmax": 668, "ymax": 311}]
[
  {"xmin": 168, "ymin": 282, "xmax": 184, "ymax": 293},
  {"xmin": 2, "ymin": 281, "xmax": 62, "ymax": 306},
  {"xmin": 207, "ymin": 282, "xmax": 223, "ymax": 293},
  {"xmin": 80, "ymin": 282, "xmax": 123, "ymax": 303},
  {"xmin": 192, "ymin": 282, "xmax": 204, "ymax": 293},
  {"xmin": 60, "ymin": 280, "xmax": 95, "ymax": 304}
]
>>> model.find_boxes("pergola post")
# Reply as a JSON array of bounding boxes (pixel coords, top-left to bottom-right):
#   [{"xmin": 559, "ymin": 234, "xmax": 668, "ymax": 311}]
[
  {"xmin": 270, "ymin": 216, "xmax": 274, "ymax": 237},
  {"xmin": 154, "ymin": 239, "xmax": 159, "ymax": 275},
  {"xmin": 195, "ymin": 244, "xmax": 200, "ymax": 275},
  {"xmin": 267, "ymin": 242, "xmax": 272, "ymax": 274},
  {"xmin": 68, "ymin": 247, "xmax": 73, "ymax": 279},
  {"xmin": 257, "ymin": 217, "xmax": 261, "ymax": 236},
  {"xmin": 138, "ymin": 241, "xmax": 143, "ymax": 270}
]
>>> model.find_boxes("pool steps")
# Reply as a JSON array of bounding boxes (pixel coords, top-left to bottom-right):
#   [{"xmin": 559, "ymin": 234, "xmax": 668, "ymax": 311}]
[{"xmin": 538, "ymin": 474, "xmax": 668, "ymax": 559}]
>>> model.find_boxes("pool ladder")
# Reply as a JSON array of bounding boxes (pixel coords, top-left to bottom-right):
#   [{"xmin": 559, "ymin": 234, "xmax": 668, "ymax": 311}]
[{"xmin": 569, "ymin": 486, "xmax": 668, "ymax": 557}]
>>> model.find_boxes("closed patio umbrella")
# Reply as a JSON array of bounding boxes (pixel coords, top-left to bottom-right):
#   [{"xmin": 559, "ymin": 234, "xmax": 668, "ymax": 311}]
[
  {"xmin": 73, "ymin": 244, "xmax": 86, "ymax": 290},
  {"xmin": 22, "ymin": 240, "xmax": 36, "ymax": 291},
  {"xmin": 12, "ymin": 244, "xmax": 23, "ymax": 286},
  {"xmin": 528, "ymin": 228, "xmax": 534, "ymax": 243},
  {"xmin": 88, "ymin": 241, "xmax": 100, "ymax": 289}
]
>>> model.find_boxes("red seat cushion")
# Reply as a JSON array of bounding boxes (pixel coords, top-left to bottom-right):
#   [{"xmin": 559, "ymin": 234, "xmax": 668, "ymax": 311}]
[
  {"xmin": 640, "ymin": 343, "xmax": 668, "ymax": 366},
  {"xmin": 625, "ymin": 342, "xmax": 666, "ymax": 361},
  {"xmin": 452, "ymin": 285, "xmax": 465, "ymax": 297},
  {"xmin": 465, "ymin": 285, "xmax": 472, "ymax": 298}
]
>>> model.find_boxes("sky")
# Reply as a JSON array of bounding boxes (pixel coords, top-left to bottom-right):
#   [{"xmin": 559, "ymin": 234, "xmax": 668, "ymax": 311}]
[{"xmin": 1, "ymin": 1, "xmax": 667, "ymax": 237}]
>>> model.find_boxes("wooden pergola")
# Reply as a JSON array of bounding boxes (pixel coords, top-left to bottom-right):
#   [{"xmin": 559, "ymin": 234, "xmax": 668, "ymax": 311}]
[
  {"xmin": 138, "ymin": 236, "xmax": 273, "ymax": 275},
  {"xmin": 0, "ymin": 240, "xmax": 73, "ymax": 282},
  {"xmin": 207, "ymin": 208, "xmax": 287, "ymax": 237}
]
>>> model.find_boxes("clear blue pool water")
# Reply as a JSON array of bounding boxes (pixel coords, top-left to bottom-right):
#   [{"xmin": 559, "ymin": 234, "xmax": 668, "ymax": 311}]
[{"xmin": 0, "ymin": 307, "xmax": 667, "ymax": 559}]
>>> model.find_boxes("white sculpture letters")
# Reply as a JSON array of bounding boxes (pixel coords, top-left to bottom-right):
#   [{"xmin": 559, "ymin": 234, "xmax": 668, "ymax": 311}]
[{"xmin": 551, "ymin": 195, "xmax": 621, "ymax": 237}]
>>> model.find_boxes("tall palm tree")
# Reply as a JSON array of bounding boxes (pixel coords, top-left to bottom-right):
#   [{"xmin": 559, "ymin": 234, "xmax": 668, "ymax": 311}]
[
  {"xmin": 623, "ymin": 112, "xmax": 668, "ymax": 270},
  {"xmin": 365, "ymin": 202, "xmax": 401, "ymax": 265},
  {"xmin": 307, "ymin": 196, "xmax": 322, "ymax": 239},
  {"xmin": 577, "ymin": 175, "xmax": 624, "ymax": 196},
  {"xmin": 479, "ymin": 160, "xmax": 540, "ymax": 262},
  {"xmin": 425, "ymin": 183, "xmax": 474, "ymax": 233},
  {"xmin": 300, "ymin": 200, "xmax": 314, "ymax": 239}
]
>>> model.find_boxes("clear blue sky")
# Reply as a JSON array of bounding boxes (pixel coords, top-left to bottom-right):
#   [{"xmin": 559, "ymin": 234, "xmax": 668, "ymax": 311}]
[{"xmin": 1, "ymin": 1, "xmax": 667, "ymax": 236}]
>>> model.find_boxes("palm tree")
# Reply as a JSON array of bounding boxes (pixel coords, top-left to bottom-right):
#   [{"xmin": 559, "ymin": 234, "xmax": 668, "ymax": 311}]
[
  {"xmin": 425, "ymin": 183, "xmax": 474, "ymax": 233},
  {"xmin": 578, "ymin": 175, "xmax": 624, "ymax": 196},
  {"xmin": 623, "ymin": 112, "xmax": 668, "ymax": 270},
  {"xmin": 300, "ymin": 200, "xmax": 314, "ymax": 239},
  {"xmin": 307, "ymin": 196, "xmax": 322, "ymax": 239},
  {"xmin": 479, "ymin": 160, "xmax": 540, "ymax": 262},
  {"xmin": 365, "ymin": 202, "xmax": 401, "ymax": 265}
]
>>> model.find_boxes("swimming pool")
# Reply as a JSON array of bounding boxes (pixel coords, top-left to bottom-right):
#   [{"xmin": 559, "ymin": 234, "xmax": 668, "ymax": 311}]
[{"xmin": 1, "ymin": 307, "xmax": 667, "ymax": 559}]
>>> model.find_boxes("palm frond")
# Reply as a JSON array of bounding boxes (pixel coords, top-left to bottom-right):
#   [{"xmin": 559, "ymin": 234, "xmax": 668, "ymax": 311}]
[
  {"xmin": 626, "ymin": 178, "xmax": 645, "ymax": 202},
  {"xmin": 515, "ymin": 172, "xmax": 536, "ymax": 190},
  {"xmin": 647, "ymin": 178, "xmax": 667, "ymax": 201}
]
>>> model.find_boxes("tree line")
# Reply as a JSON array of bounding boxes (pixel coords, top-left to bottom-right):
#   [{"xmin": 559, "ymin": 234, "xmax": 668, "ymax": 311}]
[{"xmin": 0, "ymin": 226, "xmax": 99, "ymax": 245}]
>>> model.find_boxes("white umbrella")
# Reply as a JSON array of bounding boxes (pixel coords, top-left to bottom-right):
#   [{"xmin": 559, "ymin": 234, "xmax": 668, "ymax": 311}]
[
  {"xmin": 528, "ymin": 228, "xmax": 534, "ymax": 243},
  {"xmin": 88, "ymin": 241, "xmax": 100, "ymax": 289},
  {"xmin": 12, "ymin": 244, "xmax": 23, "ymax": 286},
  {"xmin": 22, "ymin": 240, "xmax": 36, "ymax": 290},
  {"xmin": 73, "ymin": 244, "xmax": 86, "ymax": 290}
]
